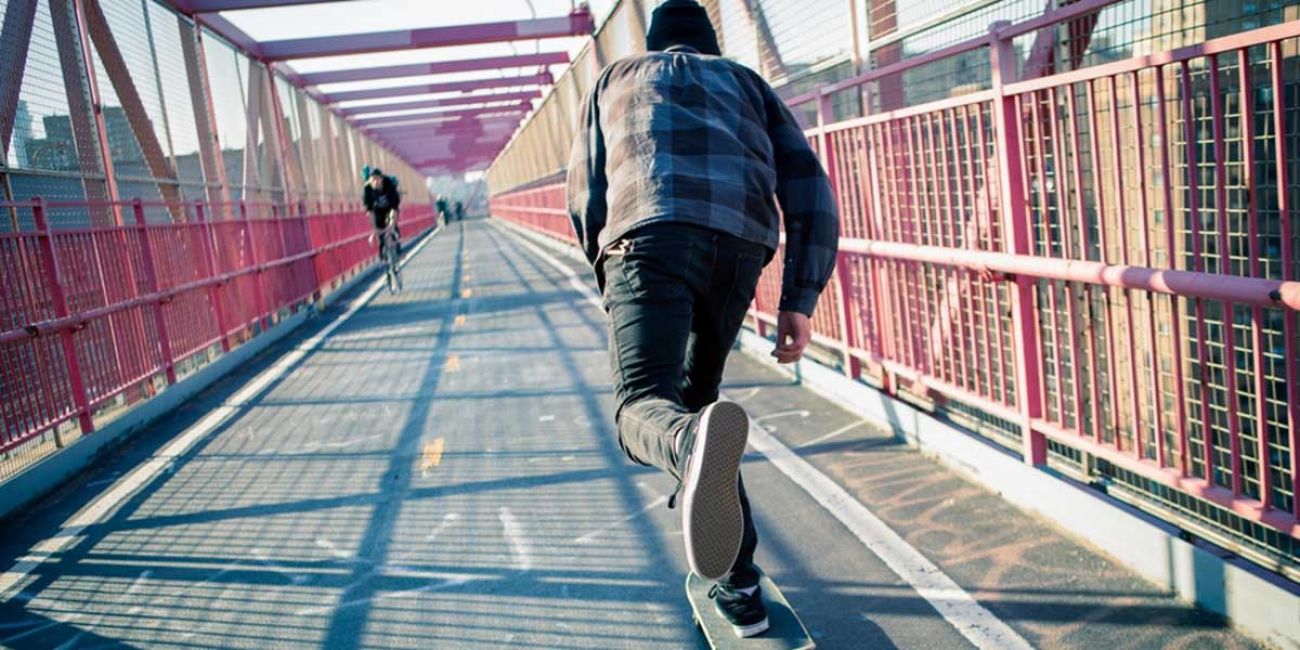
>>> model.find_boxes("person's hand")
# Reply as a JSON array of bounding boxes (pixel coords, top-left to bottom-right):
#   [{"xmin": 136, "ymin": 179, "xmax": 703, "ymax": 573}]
[{"xmin": 772, "ymin": 311, "xmax": 811, "ymax": 364}]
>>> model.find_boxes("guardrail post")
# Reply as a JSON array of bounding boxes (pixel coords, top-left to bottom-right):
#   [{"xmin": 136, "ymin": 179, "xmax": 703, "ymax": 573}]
[
  {"xmin": 195, "ymin": 202, "xmax": 231, "ymax": 352},
  {"xmin": 240, "ymin": 200, "xmax": 271, "ymax": 331},
  {"xmin": 990, "ymin": 21, "xmax": 1047, "ymax": 466},
  {"xmin": 834, "ymin": 256, "xmax": 862, "ymax": 379},
  {"xmin": 32, "ymin": 198, "xmax": 94, "ymax": 439},
  {"xmin": 131, "ymin": 198, "xmax": 176, "ymax": 385},
  {"xmin": 817, "ymin": 91, "xmax": 862, "ymax": 380},
  {"xmin": 271, "ymin": 202, "xmax": 293, "ymax": 315}
]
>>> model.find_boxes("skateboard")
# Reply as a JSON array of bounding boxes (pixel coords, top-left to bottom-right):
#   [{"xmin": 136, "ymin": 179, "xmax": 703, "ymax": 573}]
[{"xmin": 685, "ymin": 572, "xmax": 815, "ymax": 649}]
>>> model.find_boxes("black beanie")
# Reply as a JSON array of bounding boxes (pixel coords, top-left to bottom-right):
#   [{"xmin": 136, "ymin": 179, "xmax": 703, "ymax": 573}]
[{"xmin": 646, "ymin": 0, "xmax": 721, "ymax": 56}]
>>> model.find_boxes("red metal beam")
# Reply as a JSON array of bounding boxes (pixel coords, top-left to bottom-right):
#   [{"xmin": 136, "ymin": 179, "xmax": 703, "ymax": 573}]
[
  {"xmin": 257, "ymin": 9, "xmax": 593, "ymax": 61},
  {"xmin": 84, "ymin": 0, "xmax": 184, "ymax": 215},
  {"xmin": 0, "ymin": 0, "xmax": 38, "ymax": 158},
  {"xmin": 324, "ymin": 73, "xmax": 552, "ymax": 103},
  {"xmin": 353, "ymin": 103, "xmax": 530, "ymax": 127},
  {"xmin": 381, "ymin": 135, "xmax": 516, "ymax": 150},
  {"xmin": 338, "ymin": 90, "xmax": 539, "ymax": 116},
  {"xmin": 415, "ymin": 155, "xmax": 502, "ymax": 169},
  {"xmin": 369, "ymin": 135, "xmax": 516, "ymax": 152},
  {"xmin": 370, "ymin": 135, "xmax": 517, "ymax": 152},
  {"xmin": 193, "ymin": 12, "xmax": 263, "ymax": 58},
  {"xmin": 50, "ymin": 0, "xmax": 113, "ymax": 217},
  {"xmin": 171, "ymin": 0, "xmax": 351, "ymax": 12},
  {"xmin": 180, "ymin": 20, "xmax": 231, "ymax": 208},
  {"xmin": 385, "ymin": 140, "xmax": 511, "ymax": 157},
  {"xmin": 390, "ymin": 129, "xmax": 514, "ymax": 146},
  {"xmin": 362, "ymin": 114, "xmax": 522, "ymax": 133},
  {"xmin": 299, "ymin": 52, "xmax": 569, "ymax": 85},
  {"xmin": 372, "ymin": 128, "xmax": 517, "ymax": 148}
]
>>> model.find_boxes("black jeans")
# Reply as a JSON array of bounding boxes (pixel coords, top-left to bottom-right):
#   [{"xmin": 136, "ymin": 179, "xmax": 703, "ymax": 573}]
[
  {"xmin": 372, "ymin": 209, "xmax": 399, "ymax": 259},
  {"xmin": 600, "ymin": 222, "xmax": 769, "ymax": 588}
]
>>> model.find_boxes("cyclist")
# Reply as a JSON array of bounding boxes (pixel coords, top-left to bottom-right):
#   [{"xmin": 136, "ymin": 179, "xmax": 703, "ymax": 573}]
[
  {"xmin": 435, "ymin": 194, "xmax": 450, "ymax": 224},
  {"xmin": 363, "ymin": 168, "xmax": 401, "ymax": 260}
]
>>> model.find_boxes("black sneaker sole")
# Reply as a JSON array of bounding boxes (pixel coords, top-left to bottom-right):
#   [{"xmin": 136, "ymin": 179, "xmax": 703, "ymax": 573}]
[{"xmin": 682, "ymin": 401, "xmax": 749, "ymax": 580}]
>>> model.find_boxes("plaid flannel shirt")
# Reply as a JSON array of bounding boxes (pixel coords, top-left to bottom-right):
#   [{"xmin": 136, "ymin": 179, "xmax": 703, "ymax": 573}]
[{"xmin": 566, "ymin": 46, "xmax": 839, "ymax": 316}]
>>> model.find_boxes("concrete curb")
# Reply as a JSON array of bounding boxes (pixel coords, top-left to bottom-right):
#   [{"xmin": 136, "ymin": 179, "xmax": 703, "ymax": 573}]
[
  {"xmin": 492, "ymin": 216, "xmax": 1300, "ymax": 648},
  {"xmin": 0, "ymin": 227, "xmax": 438, "ymax": 523}
]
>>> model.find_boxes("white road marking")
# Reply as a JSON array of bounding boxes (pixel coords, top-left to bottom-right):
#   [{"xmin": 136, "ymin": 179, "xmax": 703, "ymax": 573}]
[
  {"xmin": 53, "ymin": 570, "xmax": 151, "ymax": 650},
  {"xmin": 252, "ymin": 548, "xmax": 310, "ymax": 585},
  {"xmin": 301, "ymin": 433, "xmax": 382, "ymax": 453},
  {"xmin": 498, "ymin": 507, "xmax": 534, "ymax": 572},
  {"xmin": 752, "ymin": 409, "xmax": 811, "ymax": 431},
  {"xmin": 573, "ymin": 495, "xmax": 671, "ymax": 544},
  {"xmin": 293, "ymin": 572, "xmax": 478, "ymax": 617},
  {"xmin": 735, "ymin": 400, "xmax": 1034, "ymax": 650},
  {"xmin": 314, "ymin": 538, "xmax": 352, "ymax": 559},
  {"xmin": 424, "ymin": 512, "xmax": 462, "ymax": 542},
  {"xmin": 328, "ymin": 323, "xmax": 435, "ymax": 344},
  {"xmin": 498, "ymin": 221, "xmax": 1035, "ymax": 650},
  {"xmin": 0, "ymin": 227, "xmax": 442, "ymax": 602},
  {"xmin": 802, "ymin": 419, "xmax": 868, "ymax": 448},
  {"xmin": 754, "ymin": 409, "xmax": 811, "ymax": 421}
]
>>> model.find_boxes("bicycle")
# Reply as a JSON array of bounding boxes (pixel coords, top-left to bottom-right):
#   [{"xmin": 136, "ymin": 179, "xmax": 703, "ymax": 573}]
[{"xmin": 379, "ymin": 212, "xmax": 402, "ymax": 293}]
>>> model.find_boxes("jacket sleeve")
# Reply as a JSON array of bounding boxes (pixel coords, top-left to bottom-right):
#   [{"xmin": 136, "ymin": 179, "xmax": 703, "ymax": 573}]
[
  {"xmin": 388, "ymin": 182, "xmax": 402, "ymax": 209},
  {"xmin": 760, "ymin": 79, "xmax": 840, "ymax": 317},
  {"xmin": 362, "ymin": 186, "xmax": 374, "ymax": 212},
  {"xmin": 566, "ymin": 77, "xmax": 608, "ymax": 267}
]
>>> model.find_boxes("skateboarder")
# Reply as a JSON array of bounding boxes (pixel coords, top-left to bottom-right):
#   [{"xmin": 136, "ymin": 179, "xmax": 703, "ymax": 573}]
[{"xmin": 566, "ymin": 0, "xmax": 838, "ymax": 638}]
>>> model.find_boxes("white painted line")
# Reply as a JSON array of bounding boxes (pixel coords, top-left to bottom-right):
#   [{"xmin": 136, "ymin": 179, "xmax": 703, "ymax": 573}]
[
  {"xmin": 736, "ymin": 412, "xmax": 1034, "ymax": 650},
  {"xmin": 424, "ymin": 512, "xmax": 462, "ymax": 542},
  {"xmin": 0, "ymin": 226, "xmax": 442, "ymax": 602},
  {"xmin": 753, "ymin": 409, "xmax": 811, "ymax": 424},
  {"xmin": 498, "ymin": 507, "xmax": 534, "ymax": 572},
  {"xmin": 573, "ymin": 495, "xmax": 670, "ymax": 544},
  {"xmin": 802, "ymin": 419, "xmax": 868, "ymax": 448},
  {"xmin": 293, "ymin": 571, "xmax": 478, "ymax": 617},
  {"xmin": 497, "ymin": 220, "xmax": 1034, "ymax": 650},
  {"xmin": 328, "ymin": 323, "xmax": 436, "ymax": 344}
]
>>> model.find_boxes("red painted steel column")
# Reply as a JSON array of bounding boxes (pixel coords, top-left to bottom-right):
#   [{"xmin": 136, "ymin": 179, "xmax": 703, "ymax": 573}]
[
  {"xmin": 70, "ymin": 0, "xmax": 123, "ymax": 226},
  {"xmin": 48, "ymin": 0, "xmax": 113, "ymax": 219},
  {"xmin": 1271, "ymin": 40, "xmax": 1299, "ymax": 518},
  {"xmin": 195, "ymin": 203, "xmax": 231, "ymax": 352},
  {"xmin": 132, "ymin": 199, "xmax": 177, "ymax": 384},
  {"xmin": 270, "ymin": 203, "xmax": 291, "ymax": 315},
  {"xmin": 0, "ymin": 0, "xmax": 39, "ymax": 152},
  {"xmin": 184, "ymin": 25, "xmax": 234, "ymax": 213},
  {"xmin": 240, "ymin": 201, "xmax": 271, "ymax": 331},
  {"xmin": 33, "ymin": 199, "xmax": 95, "ymax": 436},
  {"xmin": 815, "ymin": 92, "xmax": 860, "ymax": 378},
  {"xmin": 990, "ymin": 22, "xmax": 1046, "ymax": 465}
]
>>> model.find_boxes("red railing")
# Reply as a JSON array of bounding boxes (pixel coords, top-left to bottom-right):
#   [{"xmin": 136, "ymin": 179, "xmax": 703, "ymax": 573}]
[
  {"xmin": 490, "ymin": 11, "xmax": 1300, "ymax": 544},
  {"xmin": 0, "ymin": 198, "xmax": 436, "ymax": 459}
]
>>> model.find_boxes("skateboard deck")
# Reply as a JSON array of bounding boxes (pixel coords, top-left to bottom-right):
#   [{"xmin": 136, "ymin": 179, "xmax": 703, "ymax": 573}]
[{"xmin": 685, "ymin": 572, "xmax": 815, "ymax": 649}]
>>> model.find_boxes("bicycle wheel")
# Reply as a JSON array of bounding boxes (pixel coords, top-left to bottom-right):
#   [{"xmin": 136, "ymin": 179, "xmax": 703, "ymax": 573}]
[{"xmin": 385, "ymin": 238, "xmax": 401, "ymax": 293}]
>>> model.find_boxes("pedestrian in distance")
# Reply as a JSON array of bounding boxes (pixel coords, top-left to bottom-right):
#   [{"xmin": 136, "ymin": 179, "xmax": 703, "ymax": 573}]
[{"xmin": 566, "ymin": 0, "xmax": 838, "ymax": 639}]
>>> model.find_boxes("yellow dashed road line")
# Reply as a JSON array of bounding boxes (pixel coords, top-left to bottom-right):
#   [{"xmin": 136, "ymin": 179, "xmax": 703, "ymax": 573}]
[{"xmin": 420, "ymin": 438, "xmax": 445, "ymax": 473}]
